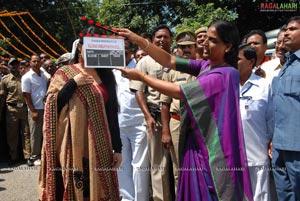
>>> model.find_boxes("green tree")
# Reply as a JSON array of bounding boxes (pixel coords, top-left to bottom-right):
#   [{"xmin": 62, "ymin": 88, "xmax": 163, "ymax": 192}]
[
  {"xmin": 175, "ymin": 2, "xmax": 238, "ymax": 34},
  {"xmin": 98, "ymin": 0, "xmax": 187, "ymax": 34},
  {"xmin": 97, "ymin": 0, "xmax": 237, "ymax": 35}
]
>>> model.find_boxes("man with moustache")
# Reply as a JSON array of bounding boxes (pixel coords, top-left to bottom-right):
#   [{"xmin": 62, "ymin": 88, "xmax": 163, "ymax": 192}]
[
  {"xmin": 261, "ymin": 26, "xmax": 288, "ymax": 82},
  {"xmin": 130, "ymin": 24, "xmax": 174, "ymax": 201},
  {"xmin": 160, "ymin": 31, "xmax": 197, "ymax": 195},
  {"xmin": 43, "ymin": 59, "xmax": 57, "ymax": 77},
  {"xmin": 22, "ymin": 54, "xmax": 48, "ymax": 166},
  {"xmin": 244, "ymin": 29, "xmax": 270, "ymax": 78},
  {"xmin": 269, "ymin": 16, "xmax": 300, "ymax": 200}
]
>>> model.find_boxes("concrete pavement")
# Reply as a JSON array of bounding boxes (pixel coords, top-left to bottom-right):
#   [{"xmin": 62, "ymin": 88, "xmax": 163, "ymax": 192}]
[{"xmin": 0, "ymin": 162, "xmax": 39, "ymax": 201}]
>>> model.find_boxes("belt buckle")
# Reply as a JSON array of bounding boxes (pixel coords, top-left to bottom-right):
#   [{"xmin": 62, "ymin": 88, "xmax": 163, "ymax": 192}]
[{"xmin": 17, "ymin": 103, "xmax": 24, "ymax": 108}]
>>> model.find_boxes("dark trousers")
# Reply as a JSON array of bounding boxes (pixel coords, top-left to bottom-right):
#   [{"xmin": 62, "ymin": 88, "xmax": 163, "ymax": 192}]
[{"xmin": 272, "ymin": 148, "xmax": 300, "ymax": 201}]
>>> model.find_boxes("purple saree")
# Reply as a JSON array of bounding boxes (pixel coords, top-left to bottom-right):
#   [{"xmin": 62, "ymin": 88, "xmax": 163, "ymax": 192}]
[{"xmin": 176, "ymin": 59, "xmax": 253, "ymax": 201}]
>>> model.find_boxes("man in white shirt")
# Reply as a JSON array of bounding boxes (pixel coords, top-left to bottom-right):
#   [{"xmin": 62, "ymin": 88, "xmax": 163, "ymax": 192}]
[
  {"xmin": 114, "ymin": 41, "xmax": 149, "ymax": 201},
  {"xmin": 261, "ymin": 26, "xmax": 288, "ymax": 82},
  {"xmin": 22, "ymin": 54, "xmax": 48, "ymax": 166},
  {"xmin": 238, "ymin": 44, "xmax": 273, "ymax": 201}
]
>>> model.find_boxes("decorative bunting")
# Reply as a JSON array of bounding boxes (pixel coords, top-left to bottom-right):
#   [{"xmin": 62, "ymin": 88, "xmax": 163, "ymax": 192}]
[
  {"xmin": 0, "ymin": 18, "xmax": 36, "ymax": 55},
  {"xmin": 18, "ymin": 14, "xmax": 60, "ymax": 57},
  {"xmin": 0, "ymin": 11, "xmax": 67, "ymax": 59},
  {"xmin": 0, "ymin": 45, "xmax": 13, "ymax": 57},
  {"xmin": 27, "ymin": 12, "xmax": 68, "ymax": 53},
  {"xmin": 0, "ymin": 32, "xmax": 30, "ymax": 58},
  {"xmin": 8, "ymin": 12, "xmax": 53, "ymax": 58}
]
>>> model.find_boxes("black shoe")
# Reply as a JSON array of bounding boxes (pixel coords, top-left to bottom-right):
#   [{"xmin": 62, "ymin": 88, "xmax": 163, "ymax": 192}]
[{"xmin": 27, "ymin": 159, "xmax": 34, "ymax": 166}]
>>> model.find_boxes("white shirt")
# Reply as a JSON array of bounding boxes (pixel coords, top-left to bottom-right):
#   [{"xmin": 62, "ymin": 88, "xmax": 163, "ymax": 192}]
[
  {"xmin": 239, "ymin": 73, "xmax": 272, "ymax": 166},
  {"xmin": 21, "ymin": 68, "xmax": 48, "ymax": 110},
  {"xmin": 261, "ymin": 57, "xmax": 281, "ymax": 83},
  {"xmin": 113, "ymin": 59, "xmax": 144, "ymax": 127},
  {"xmin": 40, "ymin": 67, "xmax": 51, "ymax": 80}
]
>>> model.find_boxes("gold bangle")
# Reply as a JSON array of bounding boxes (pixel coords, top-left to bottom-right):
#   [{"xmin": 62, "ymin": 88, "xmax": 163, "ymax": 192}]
[
  {"xmin": 142, "ymin": 73, "xmax": 147, "ymax": 82},
  {"xmin": 142, "ymin": 39, "xmax": 150, "ymax": 50}
]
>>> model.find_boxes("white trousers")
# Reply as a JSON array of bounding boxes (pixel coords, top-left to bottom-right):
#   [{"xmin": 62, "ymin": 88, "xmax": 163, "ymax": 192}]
[
  {"xmin": 118, "ymin": 125, "xmax": 150, "ymax": 201},
  {"xmin": 249, "ymin": 165, "xmax": 271, "ymax": 201}
]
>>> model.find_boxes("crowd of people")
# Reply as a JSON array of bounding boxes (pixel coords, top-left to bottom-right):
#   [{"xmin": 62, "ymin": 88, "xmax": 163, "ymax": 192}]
[
  {"xmin": 0, "ymin": 52, "xmax": 73, "ymax": 166},
  {"xmin": 0, "ymin": 15, "xmax": 299, "ymax": 201}
]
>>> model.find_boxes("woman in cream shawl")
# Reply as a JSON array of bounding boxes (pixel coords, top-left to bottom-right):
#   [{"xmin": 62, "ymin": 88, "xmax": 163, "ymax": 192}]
[{"xmin": 39, "ymin": 26, "xmax": 122, "ymax": 201}]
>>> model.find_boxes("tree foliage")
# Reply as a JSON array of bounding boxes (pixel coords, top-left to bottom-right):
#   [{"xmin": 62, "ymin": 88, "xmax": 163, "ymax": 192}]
[
  {"xmin": 175, "ymin": 2, "xmax": 238, "ymax": 33},
  {"xmin": 97, "ymin": 0, "xmax": 238, "ymax": 35},
  {"xmin": 98, "ymin": 0, "xmax": 184, "ymax": 34}
]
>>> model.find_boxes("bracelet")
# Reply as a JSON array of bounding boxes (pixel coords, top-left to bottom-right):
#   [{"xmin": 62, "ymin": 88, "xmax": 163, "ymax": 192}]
[
  {"xmin": 142, "ymin": 39, "xmax": 150, "ymax": 50},
  {"xmin": 142, "ymin": 73, "xmax": 147, "ymax": 82}
]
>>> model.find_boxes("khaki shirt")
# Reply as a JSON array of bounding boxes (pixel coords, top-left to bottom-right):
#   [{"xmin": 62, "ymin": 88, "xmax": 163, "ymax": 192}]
[
  {"xmin": 130, "ymin": 55, "xmax": 164, "ymax": 106},
  {"xmin": 160, "ymin": 69, "xmax": 196, "ymax": 114},
  {"xmin": 0, "ymin": 73, "xmax": 25, "ymax": 104}
]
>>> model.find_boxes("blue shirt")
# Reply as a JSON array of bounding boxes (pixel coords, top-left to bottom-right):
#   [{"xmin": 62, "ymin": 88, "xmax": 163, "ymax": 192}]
[{"xmin": 271, "ymin": 49, "xmax": 300, "ymax": 151}]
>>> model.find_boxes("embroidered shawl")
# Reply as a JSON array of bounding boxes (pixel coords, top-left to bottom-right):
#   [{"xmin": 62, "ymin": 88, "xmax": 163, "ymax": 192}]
[{"xmin": 38, "ymin": 65, "xmax": 119, "ymax": 201}]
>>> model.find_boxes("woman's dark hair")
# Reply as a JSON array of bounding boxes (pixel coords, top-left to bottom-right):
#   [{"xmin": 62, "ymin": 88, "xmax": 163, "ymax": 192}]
[
  {"xmin": 75, "ymin": 26, "xmax": 119, "ymax": 138},
  {"xmin": 209, "ymin": 20, "xmax": 240, "ymax": 68},
  {"xmin": 239, "ymin": 44, "xmax": 257, "ymax": 68}
]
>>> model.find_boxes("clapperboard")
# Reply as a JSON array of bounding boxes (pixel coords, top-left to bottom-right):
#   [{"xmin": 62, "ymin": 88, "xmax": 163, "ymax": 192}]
[{"xmin": 83, "ymin": 36, "xmax": 125, "ymax": 68}]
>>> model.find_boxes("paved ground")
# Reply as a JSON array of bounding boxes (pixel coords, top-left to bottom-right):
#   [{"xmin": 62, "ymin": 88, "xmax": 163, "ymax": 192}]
[{"xmin": 0, "ymin": 162, "xmax": 40, "ymax": 201}]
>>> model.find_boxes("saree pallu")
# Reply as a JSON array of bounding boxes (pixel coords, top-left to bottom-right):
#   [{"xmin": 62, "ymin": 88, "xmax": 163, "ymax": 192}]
[
  {"xmin": 39, "ymin": 65, "xmax": 119, "ymax": 201},
  {"xmin": 177, "ymin": 67, "xmax": 253, "ymax": 201}
]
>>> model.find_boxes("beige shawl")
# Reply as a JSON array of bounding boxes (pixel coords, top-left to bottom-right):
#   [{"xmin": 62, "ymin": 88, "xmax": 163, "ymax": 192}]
[{"xmin": 39, "ymin": 65, "xmax": 119, "ymax": 201}]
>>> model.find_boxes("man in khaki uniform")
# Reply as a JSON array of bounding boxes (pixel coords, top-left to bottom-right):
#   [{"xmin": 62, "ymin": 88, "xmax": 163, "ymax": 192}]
[
  {"xmin": 130, "ymin": 24, "xmax": 174, "ymax": 201},
  {"xmin": 0, "ymin": 58, "xmax": 30, "ymax": 165},
  {"xmin": 194, "ymin": 27, "xmax": 208, "ymax": 60},
  {"xmin": 160, "ymin": 31, "xmax": 197, "ymax": 194}
]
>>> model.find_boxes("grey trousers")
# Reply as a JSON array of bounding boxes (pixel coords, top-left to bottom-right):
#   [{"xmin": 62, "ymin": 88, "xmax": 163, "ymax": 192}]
[{"xmin": 28, "ymin": 109, "xmax": 44, "ymax": 159}]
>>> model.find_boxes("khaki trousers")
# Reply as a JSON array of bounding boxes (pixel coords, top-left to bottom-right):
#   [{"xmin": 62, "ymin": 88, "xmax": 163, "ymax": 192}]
[
  {"xmin": 6, "ymin": 105, "xmax": 30, "ymax": 160},
  {"xmin": 169, "ymin": 117, "xmax": 180, "ymax": 194},
  {"xmin": 147, "ymin": 116, "xmax": 173, "ymax": 201}
]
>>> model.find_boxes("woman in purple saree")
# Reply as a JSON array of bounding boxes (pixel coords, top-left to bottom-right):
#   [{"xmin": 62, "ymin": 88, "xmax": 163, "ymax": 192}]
[{"xmin": 118, "ymin": 20, "xmax": 253, "ymax": 201}]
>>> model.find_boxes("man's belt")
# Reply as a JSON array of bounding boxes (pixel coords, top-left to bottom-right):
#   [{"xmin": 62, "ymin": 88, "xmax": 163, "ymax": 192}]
[
  {"xmin": 7, "ymin": 102, "xmax": 26, "ymax": 108},
  {"xmin": 170, "ymin": 113, "xmax": 180, "ymax": 121}
]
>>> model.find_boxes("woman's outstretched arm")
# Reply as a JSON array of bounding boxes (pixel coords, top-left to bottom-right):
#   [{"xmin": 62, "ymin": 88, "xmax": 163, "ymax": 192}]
[
  {"xmin": 118, "ymin": 28, "xmax": 177, "ymax": 70},
  {"xmin": 117, "ymin": 67, "xmax": 183, "ymax": 99}
]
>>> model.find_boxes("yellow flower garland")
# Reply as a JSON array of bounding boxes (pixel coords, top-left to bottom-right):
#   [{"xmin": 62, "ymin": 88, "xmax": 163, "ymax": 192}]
[
  {"xmin": 8, "ymin": 13, "xmax": 55, "ymax": 58},
  {"xmin": 18, "ymin": 14, "xmax": 60, "ymax": 57},
  {"xmin": 0, "ymin": 46, "xmax": 13, "ymax": 57},
  {"xmin": 0, "ymin": 11, "xmax": 68, "ymax": 58},
  {"xmin": 0, "ymin": 32, "xmax": 30, "ymax": 58},
  {"xmin": 0, "ymin": 18, "xmax": 36, "ymax": 55}
]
